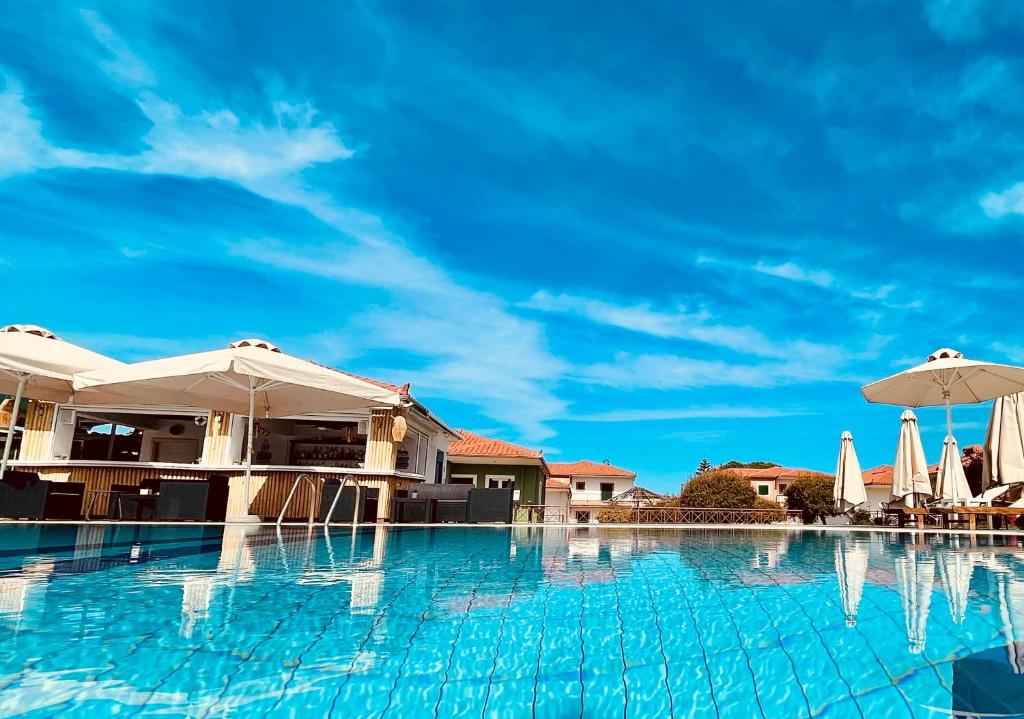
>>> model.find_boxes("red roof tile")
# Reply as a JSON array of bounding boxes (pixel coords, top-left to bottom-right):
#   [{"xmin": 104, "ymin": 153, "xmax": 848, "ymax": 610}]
[
  {"xmin": 448, "ymin": 430, "xmax": 544, "ymax": 460},
  {"xmin": 723, "ymin": 466, "xmax": 832, "ymax": 481},
  {"xmin": 862, "ymin": 465, "xmax": 893, "ymax": 486},
  {"xmin": 546, "ymin": 478, "xmax": 571, "ymax": 490},
  {"xmin": 549, "ymin": 460, "xmax": 636, "ymax": 479}
]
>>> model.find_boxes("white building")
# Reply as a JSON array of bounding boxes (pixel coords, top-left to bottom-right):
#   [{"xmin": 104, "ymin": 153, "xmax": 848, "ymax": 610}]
[{"xmin": 549, "ymin": 460, "xmax": 637, "ymax": 523}]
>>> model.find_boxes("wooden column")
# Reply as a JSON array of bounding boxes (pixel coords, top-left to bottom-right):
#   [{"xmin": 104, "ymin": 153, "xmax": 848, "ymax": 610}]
[
  {"xmin": 365, "ymin": 408, "xmax": 399, "ymax": 471},
  {"xmin": 201, "ymin": 411, "xmax": 233, "ymax": 465},
  {"xmin": 19, "ymin": 400, "xmax": 56, "ymax": 461}
]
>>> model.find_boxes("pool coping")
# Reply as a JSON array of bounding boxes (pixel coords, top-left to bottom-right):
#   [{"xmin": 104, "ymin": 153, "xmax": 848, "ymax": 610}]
[{"xmin": 0, "ymin": 519, "xmax": 1022, "ymax": 537}]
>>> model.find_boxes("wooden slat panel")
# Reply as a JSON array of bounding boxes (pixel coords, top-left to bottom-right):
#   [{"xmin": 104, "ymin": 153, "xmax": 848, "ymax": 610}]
[
  {"xmin": 366, "ymin": 409, "xmax": 397, "ymax": 471},
  {"xmin": 20, "ymin": 401, "xmax": 56, "ymax": 461}
]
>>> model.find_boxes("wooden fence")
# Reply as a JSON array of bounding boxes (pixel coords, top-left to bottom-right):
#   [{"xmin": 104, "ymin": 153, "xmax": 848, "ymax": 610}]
[{"xmin": 515, "ymin": 504, "xmax": 801, "ymax": 525}]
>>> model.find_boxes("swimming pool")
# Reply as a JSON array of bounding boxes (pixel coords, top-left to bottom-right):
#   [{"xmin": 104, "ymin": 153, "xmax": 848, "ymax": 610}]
[{"xmin": 0, "ymin": 525, "xmax": 1022, "ymax": 718}]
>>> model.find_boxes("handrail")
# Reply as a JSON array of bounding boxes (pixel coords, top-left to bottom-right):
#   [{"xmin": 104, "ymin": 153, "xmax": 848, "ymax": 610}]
[
  {"xmin": 323, "ymin": 474, "xmax": 360, "ymax": 528},
  {"xmin": 276, "ymin": 473, "xmax": 320, "ymax": 527}
]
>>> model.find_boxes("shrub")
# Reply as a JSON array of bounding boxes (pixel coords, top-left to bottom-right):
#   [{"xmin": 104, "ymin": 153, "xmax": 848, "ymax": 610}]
[
  {"xmin": 596, "ymin": 508, "xmax": 634, "ymax": 523},
  {"xmin": 680, "ymin": 471, "xmax": 757, "ymax": 509},
  {"xmin": 752, "ymin": 497, "xmax": 787, "ymax": 523},
  {"xmin": 848, "ymin": 509, "xmax": 874, "ymax": 526},
  {"xmin": 785, "ymin": 474, "xmax": 838, "ymax": 525}
]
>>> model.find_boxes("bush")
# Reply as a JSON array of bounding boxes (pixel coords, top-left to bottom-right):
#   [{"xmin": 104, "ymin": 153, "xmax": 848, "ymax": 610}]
[
  {"xmin": 785, "ymin": 474, "xmax": 838, "ymax": 525},
  {"xmin": 752, "ymin": 497, "xmax": 787, "ymax": 523},
  {"xmin": 848, "ymin": 509, "xmax": 874, "ymax": 526},
  {"xmin": 680, "ymin": 471, "xmax": 757, "ymax": 508},
  {"xmin": 596, "ymin": 508, "xmax": 634, "ymax": 523}
]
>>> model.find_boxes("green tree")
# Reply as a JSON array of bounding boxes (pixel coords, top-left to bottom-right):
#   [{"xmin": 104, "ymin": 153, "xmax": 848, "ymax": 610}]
[
  {"xmin": 694, "ymin": 458, "xmax": 713, "ymax": 476},
  {"xmin": 680, "ymin": 471, "xmax": 757, "ymax": 508},
  {"xmin": 718, "ymin": 460, "xmax": 780, "ymax": 470},
  {"xmin": 785, "ymin": 474, "xmax": 837, "ymax": 525}
]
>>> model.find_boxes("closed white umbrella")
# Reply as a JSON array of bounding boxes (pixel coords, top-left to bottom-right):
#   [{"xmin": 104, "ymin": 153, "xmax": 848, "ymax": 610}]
[
  {"xmin": 75, "ymin": 339, "xmax": 403, "ymax": 518},
  {"xmin": 835, "ymin": 537, "xmax": 869, "ymax": 627},
  {"xmin": 833, "ymin": 431, "xmax": 867, "ymax": 511},
  {"xmin": 983, "ymin": 392, "xmax": 1024, "ymax": 490},
  {"xmin": 937, "ymin": 541, "xmax": 973, "ymax": 625},
  {"xmin": 0, "ymin": 325, "xmax": 122, "ymax": 474},
  {"xmin": 895, "ymin": 549, "xmax": 935, "ymax": 654},
  {"xmin": 863, "ymin": 348, "xmax": 1024, "ymax": 505},
  {"xmin": 893, "ymin": 410, "xmax": 932, "ymax": 507},
  {"xmin": 936, "ymin": 436, "xmax": 971, "ymax": 504}
]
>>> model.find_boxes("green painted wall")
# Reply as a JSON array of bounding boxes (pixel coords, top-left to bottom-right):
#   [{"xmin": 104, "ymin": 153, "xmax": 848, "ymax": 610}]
[{"xmin": 446, "ymin": 462, "xmax": 546, "ymax": 505}]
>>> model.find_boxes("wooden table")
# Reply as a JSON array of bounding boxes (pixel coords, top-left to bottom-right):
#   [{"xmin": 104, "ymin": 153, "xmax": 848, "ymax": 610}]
[{"xmin": 931, "ymin": 506, "xmax": 1023, "ymax": 531}]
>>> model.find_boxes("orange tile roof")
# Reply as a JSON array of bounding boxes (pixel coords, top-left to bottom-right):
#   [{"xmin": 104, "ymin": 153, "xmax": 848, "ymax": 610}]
[
  {"xmin": 724, "ymin": 466, "xmax": 832, "ymax": 481},
  {"xmin": 546, "ymin": 478, "xmax": 571, "ymax": 490},
  {"xmin": 448, "ymin": 430, "xmax": 544, "ymax": 460},
  {"xmin": 862, "ymin": 465, "xmax": 893, "ymax": 486},
  {"xmin": 549, "ymin": 460, "xmax": 636, "ymax": 479}
]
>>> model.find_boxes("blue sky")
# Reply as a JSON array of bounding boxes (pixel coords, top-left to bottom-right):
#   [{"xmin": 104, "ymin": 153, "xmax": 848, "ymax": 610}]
[{"xmin": 1, "ymin": 2, "xmax": 1022, "ymax": 492}]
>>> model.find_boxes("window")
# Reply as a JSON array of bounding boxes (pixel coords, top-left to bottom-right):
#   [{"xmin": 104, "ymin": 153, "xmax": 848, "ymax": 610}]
[
  {"xmin": 450, "ymin": 474, "xmax": 476, "ymax": 485},
  {"xmin": 248, "ymin": 418, "xmax": 367, "ymax": 468},
  {"xmin": 54, "ymin": 408, "xmax": 209, "ymax": 464},
  {"xmin": 600, "ymin": 483, "xmax": 614, "ymax": 501},
  {"xmin": 575, "ymin": 481, "xmax": 586, "ymax": 491},
  {"xmin": 396, "ymin": 428, "xmax": 429, "ymax": 476},
  {"xmin": 486, "ymin": 475, "xmax": 514, "ymax": 488},
  {"xmin": 779, "ymin": 484, "xmax": 788, "ymax": 494},
  {"xmin": 757, "ymin": 484, "xmax": 770, "ymax": 496}
]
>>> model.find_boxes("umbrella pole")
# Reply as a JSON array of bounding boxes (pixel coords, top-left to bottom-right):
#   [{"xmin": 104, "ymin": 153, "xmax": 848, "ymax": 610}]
[
  {"xmin": 0, "ymin": 374, "xmax": 26, "ymax": 476},
  {"xmin": 244, "ymin": 379, "xmax": 255, "ymax": 513},
  {"xmin": 944, "ymin": 390, "xmax": 957, "ymax": 506}
]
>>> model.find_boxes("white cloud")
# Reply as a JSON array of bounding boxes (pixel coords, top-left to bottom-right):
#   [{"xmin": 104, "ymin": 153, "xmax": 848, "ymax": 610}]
[
  {"xmin": 569, "ymin": 406, "xmax": 808, "ymax": 422},
  {"xmin": 980, "ymin": 182, "xmax": 1024, "ymax": 218},
  {"xmin": 522, "ymin": 290, "xmax": 842, "ymax": 362},
  {"xmin": 575, "ymin": 350, "xmax": 858, "ymax": 391},
  {"xmin": 752, "ymin": 260, "xmax": 834, "ymax": 288},
  {"xmin": 993, "ymin": 341, "xmax": 1024, "ymax": 363},
  {"xmin": 80, "ymin": 10, "xmax": 156, "ymax": 88}
]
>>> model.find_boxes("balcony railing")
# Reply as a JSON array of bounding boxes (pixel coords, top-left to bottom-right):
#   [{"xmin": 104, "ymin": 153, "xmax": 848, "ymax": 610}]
[{"xmin": 515, "ymin": 504, "xmax": 801, "ymax": 525}]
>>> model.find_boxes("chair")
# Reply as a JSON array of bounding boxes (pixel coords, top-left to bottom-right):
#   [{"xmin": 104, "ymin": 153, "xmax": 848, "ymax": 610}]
[
  {"xmin": 156, "ymin": 476, "xmax": 229, "ymax": 521},
  {"xmin": 43, "ymin": 482, "xmax": 85, "ymax": 520},
  {"xmin": 113, "ymin": 479, "xmax": 161, "ymax": 520},
  {"xmin": 0, "ymin": 471, "xmax": 49, "ymax": 520},
  {"xmin": 468, "ymin": 486, "xmax": 515, "ymax": 523},
  {"xmin": 319, "ymin": 483, "xmax": 380, "ymax": 523},
  {"xmin": 413, "ymin": 483, "xmax": 472, "ymax": 523},
  {"xmin": 393, "ymin": 497, "xmax": 429, "ymax": 523}
]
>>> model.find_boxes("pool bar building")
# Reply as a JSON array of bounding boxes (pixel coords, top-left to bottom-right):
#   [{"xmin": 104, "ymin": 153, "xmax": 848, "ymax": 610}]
[{"xmin": 1, "ymin": 327, "xmax": 460, "ymax": 523}]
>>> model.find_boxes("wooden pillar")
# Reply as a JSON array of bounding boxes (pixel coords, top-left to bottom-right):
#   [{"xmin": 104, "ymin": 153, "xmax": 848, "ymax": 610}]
[
  {"xmin": 201, "ymin": 411, "xmax": 233, "ymax": 465},
  {"xmin": 20, "ymin": 400, "xmax": 56, "ymax": 461},
  {"xmin": 376, "ymin": 479, "xmax": 393, "ymax": 523},
  {"xmin": 365, "ymin": 409, "xmax": 399, "ymax": 471}
]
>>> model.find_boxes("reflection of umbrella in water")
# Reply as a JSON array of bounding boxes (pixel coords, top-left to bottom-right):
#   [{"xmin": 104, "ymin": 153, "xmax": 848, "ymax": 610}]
[
  {"xmin": 895, "ymin": 549, "xmax": 935, "ymax": 654},
  {"xmin": 936, "ymin": 540, "xmax": 974, "ymax": 625},
  {"xmin": 993, "ymin": 570, "xmax": 1024, "ymax": 674},
  {"xmin": 835, "ymin": 537, "xmax": 869, "ymax": 627}
]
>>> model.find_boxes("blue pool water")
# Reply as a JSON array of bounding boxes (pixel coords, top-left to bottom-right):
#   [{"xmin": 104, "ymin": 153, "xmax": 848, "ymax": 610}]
[{"xmin": 0, "ymin": 526, "xmax": 1023, "ymax": 718}]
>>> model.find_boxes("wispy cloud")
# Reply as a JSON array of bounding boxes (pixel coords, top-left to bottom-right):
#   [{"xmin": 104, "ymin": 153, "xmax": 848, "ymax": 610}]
[
  {"xmin": 751, "ymin": 260, "xmax": 834, "ymax": 288},
  {"xmin": 980, "ymin": 182, "xmax": 1024, "ymax": 219},
  {"xmin": 993, "ymin": 341, "xmax": 1024, "ymax": 363},
  {"xmin": 569, "ymin": 406, "xmax": 809, "ymax": 422},
  {"xmin": 522, "ymin": 290, "xmax": 841, "ymax": 362},
  {"xmin": 80, "ymin": 9, "xmax": 156, "ymax": 88}
]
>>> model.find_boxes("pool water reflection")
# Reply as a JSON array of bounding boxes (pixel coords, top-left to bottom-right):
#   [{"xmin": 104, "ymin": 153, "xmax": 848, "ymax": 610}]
[{"xmin": 0, "ymin": 525, "xmax": 1022, "ymax": 718}]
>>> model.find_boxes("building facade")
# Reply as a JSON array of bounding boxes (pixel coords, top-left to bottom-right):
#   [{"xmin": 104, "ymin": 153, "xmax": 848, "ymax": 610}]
[
  {"xmin": 445, "ymin": 430, "xmax": 549, "ymax": 506},
  {"xmin": 723, "ymin": 466, "xmax": 832, "ymax": 504},
  {"xmin": 549, "ymin": 460, "xmax": 637, "ymax": 523}
]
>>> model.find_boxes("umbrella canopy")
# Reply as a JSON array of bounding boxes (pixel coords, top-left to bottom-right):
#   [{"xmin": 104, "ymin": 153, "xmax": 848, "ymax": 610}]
[
  {"xmin": 983, "ymin": 392, "xmax": 1024, "ymax": 490},
  {"xmin": 863, "ymin": 348, "xmax": 1024, "ymax": 505},
  {"xmin": 895, "ymin": 549, "xmax": 935, "ymax": 654},
  {"xmin": 835, "ymin": 537, "xmax": 868, "ymax": 627},
  {"xmin": 0, "ymin": 325, "xmax": 122, "ymax": 474},
  {"xmin": 936, "ymin": 436, "xmax": 971, "ymax": 504},
  {"xmin": 74, "ymin": 339, "xmax": 401, "ymax": 416},
  {"xmin": 892, "ymin": 410, "xmax": 932, "ymax": 506},
  {"xmin": 74, "ymin": 339, "xmax": 404, "ymax": 517},
  {"xmin": 937, "ymin": 542, "xmax": 974, "ymax": 625},
  {"xmin": 834, "ymin": 431, "xmax": 867, "ymax": 511},
  {"xmin": 862, "ymin": 348, "xmax": 1024, "ymax": 407}
]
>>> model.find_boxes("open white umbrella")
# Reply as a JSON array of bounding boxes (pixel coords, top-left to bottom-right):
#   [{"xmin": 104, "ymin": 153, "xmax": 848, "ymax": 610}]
[
  {"xmin": 74, "ymin": 339, "xmax": 403, "ymax": 517},
  {"xmin": 937, "ymin": 540, "xmax": 974, "ymax": 625},
  {"xmin": 834, "ymin": 431, "xmax": 867, "ymax": 511},
  {"xmin": 892, "ymin": 410, "xmax": 932, "ymax": 507},
  {"xmin": 983, "ymin": 392, "xmax": 1024, "ymax": 491},
  {"xmin": 0, "ymin": 325, "xmax": 123, "ymax": 474},
  {"xmin": 895, "ymin": 548, "xmax": 935, "ymax": 654},
  {"xmin": 835, "ymin": 537, "xmax": 868, "ymax": 627},
  {"xmin": 863, "ymin": 348, "xmax": 1024, "ymax": 505}
]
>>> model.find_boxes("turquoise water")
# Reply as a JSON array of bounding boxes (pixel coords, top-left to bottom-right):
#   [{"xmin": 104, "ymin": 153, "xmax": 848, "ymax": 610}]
[{"xmin": 0, "ymin": 526, "xmax": 1022, "ymax": 718}]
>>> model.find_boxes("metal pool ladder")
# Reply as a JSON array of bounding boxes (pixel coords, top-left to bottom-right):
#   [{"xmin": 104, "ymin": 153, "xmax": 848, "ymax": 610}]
[{"xmin": 276, "ymin": 473, "xmax": 360, "ymax": 528}]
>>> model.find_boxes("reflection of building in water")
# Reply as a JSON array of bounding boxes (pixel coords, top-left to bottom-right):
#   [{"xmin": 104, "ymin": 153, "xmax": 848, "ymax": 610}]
[
  {"xmin": 0, "ymin": 558, "xmax": 53, "ymax": 624},
  {"xmin": 751, "ymin": 535, "xmax": 790, "ymax": 569},
  {"xmin": 180, "ymin": 575, "xmax": 216, "ymax": 638}
]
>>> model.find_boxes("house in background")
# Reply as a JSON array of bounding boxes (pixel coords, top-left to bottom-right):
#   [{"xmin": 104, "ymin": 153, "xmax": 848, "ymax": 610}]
[
  {"xmin": 545, "ymin": 478, "xmax": 571, "ymax": 521},
  {"xmin": 549, "ymin": 460, "xmax": 637, "ymax": 523},
  {"xmin": 723, "ymin": 466, "xmax": 833, "ymax": 503},
  {"xmin": 861, "ymin": 465, "xmax": 895, "ymax": 512},
  {"xmin": 445, "ymin": 430, "xmax": 549, "ymax": 505}
]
